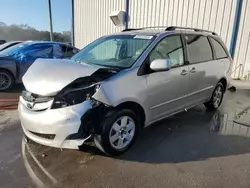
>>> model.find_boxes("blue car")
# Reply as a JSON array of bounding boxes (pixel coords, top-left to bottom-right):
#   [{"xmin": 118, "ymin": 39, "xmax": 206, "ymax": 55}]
[{"xmin": 0, "ymin": 41, "xmax": 79, "ymax": 91}]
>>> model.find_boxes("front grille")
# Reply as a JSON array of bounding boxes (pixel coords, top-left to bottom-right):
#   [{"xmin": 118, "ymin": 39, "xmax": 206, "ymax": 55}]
[
  {"xmin": 22, "ymin": 91, "xmax": 53, "ymax": 103},
  {"xmin": 29, "ymin": 131, "xmax": 55, "ymax": 140}
]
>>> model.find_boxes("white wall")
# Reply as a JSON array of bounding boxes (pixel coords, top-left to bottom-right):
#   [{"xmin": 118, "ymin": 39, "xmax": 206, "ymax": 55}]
[
  {"xmin": 74, "ymin": 0, "xmax": 250, "ymax": 79},
  {"xmin": 74, "ymin": 0, "xmax": 125, "ymax": 48},
  {"xmin": 128, "ymin": 0, "xmax": 236, "ymax": 49},
  {"xmin": 232, "ymin": 0, "xmax": 250, "ymax": 79}
]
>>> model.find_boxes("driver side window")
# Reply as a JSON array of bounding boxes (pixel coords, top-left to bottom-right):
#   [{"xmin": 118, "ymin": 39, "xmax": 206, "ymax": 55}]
[{"xmin": 149, "ymin": 35, "xmax": 184, "ymax": 68}]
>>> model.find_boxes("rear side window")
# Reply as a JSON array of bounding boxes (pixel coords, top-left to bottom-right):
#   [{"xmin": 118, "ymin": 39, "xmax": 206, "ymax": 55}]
[
  {"xmin": 210, "ymin": 37, "xmax": 228, "ymax": 59},
  {"xmin": 185, "ymin": 35, "xmax": 213, "ymax": 64}
]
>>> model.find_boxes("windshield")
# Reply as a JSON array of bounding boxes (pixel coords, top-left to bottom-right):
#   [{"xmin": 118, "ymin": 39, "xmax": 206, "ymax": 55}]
[
  {"xmin": 71, "ymin": 35, "xmax": 154, "ymax": 69},
  {"xmin": 0, "ymin": 42, "xmax": 30, "ymax": 56}
]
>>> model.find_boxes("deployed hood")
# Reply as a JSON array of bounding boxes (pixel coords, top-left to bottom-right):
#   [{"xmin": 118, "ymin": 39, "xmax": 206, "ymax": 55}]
[{"xmin": 23, "ymin": 58, "xmax": 100, "ymax": 96}]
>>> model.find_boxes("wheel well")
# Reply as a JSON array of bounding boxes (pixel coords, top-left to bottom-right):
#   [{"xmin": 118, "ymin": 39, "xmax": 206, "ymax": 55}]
[
  {"xmin": 218, "ymin": 78, "xmax": 227, "ymax": 92},
  {"xmin": 116, "ymin": 102, "xmax": 146, "ymax": 128},
  {"xmin": 0, "ymin": 68, "xmax": 15, "ymax": 79}
]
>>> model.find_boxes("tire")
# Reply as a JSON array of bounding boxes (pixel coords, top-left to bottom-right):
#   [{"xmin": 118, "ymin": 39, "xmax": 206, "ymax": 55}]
[
  {"xmin": 204, "ymin": 83, "xmax": 224, "ymax": 110},
  {"xmin": 94, "ymin": 109, "xmax": 139, "ymax": 156},
  {"xmin": 0, "ymin": 70, "xmax": 14, "ymax": 91}
]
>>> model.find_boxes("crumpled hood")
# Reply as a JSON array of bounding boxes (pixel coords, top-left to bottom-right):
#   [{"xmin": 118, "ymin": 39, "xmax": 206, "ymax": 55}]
[{"xmin": 22, "ymin": 58, "xmax": 99, "ymax": 96}]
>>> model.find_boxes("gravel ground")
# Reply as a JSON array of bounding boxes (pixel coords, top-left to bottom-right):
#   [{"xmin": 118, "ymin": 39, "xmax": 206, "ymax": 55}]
[{"xmin": 1, "ymin": 89, "xmax": 250, "ymax": 188}]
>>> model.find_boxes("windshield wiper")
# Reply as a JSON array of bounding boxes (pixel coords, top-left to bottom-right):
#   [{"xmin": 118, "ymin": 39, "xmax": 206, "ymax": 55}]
[{"xmin": 89, "ymin": 62, "xmax": 126, "ymax": 70}]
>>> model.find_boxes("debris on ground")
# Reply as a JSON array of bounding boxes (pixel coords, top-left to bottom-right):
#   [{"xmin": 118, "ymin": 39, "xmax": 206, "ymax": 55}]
[{"xmin": 228, "ymin": 86, "xmax": 236, "ymax": 92}]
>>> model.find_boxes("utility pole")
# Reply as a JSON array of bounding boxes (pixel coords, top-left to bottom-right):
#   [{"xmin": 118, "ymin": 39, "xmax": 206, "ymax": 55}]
[{"xmin": 48, "ymin": 0, "xmax": 54, "ymax": 41}]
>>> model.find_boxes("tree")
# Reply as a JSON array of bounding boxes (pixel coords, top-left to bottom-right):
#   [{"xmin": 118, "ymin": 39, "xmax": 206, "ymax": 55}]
[{"xmin": 0, "ymin": 22, "xmax": 71, "ymax": 43}]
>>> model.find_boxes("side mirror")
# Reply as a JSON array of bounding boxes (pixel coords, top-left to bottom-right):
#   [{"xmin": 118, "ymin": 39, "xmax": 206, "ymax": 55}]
[{"xmin": 150, "ymin": 59, "xmax": 171, "ymax": 72}]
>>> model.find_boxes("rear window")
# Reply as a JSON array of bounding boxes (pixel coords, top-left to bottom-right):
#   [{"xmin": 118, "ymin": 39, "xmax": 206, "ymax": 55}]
[
  {"xmin": 210, "ymin": 37, "xmax": 228, "ymax": 59},
  {"xmin": 185, "ymin": 35, "xmax": 213, "ymax": 64}
]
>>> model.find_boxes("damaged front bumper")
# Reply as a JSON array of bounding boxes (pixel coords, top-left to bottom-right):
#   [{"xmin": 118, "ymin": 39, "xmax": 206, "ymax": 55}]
[{"xmin": 18, "ymin": 97, "xmax": 95, "ymax": 149}]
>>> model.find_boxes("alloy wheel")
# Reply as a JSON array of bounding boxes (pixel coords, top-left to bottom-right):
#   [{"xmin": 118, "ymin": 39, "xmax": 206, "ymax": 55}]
[
  {"xmin": 109, "ymin": 116, "xmax": 135, "ymax": 150},
  {"xmin": 213, "ymin": 86, "xmax": 223, "ymax": 108}
]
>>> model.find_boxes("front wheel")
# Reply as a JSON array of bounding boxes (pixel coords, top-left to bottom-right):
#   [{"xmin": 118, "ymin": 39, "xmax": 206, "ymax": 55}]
[
  {"xmin": 94, "ymin": 109, "xmax": 139, "ymax": 156},
  {"xmin": 204, "ymin": 83, "xmax": 224, "ymax": 110}
]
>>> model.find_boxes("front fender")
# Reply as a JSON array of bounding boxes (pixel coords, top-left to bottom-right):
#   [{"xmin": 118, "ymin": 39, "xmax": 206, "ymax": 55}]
[{"xmin": 92, "ymin": 84, "xmax": 150, "ymax": 125}]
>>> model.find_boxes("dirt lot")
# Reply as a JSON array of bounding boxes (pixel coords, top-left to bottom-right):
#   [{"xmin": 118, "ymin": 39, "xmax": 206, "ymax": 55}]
[{"xmin": 1, "ymin": 88, "xmax": 250, "ymax": 188}]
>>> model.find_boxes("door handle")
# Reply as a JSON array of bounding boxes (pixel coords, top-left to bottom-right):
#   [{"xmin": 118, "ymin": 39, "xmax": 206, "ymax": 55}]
[
  {"xmin": 190, "ymin": 67, "xmax": 196, "ymax": 73},
  {"xmin": 180, "ymin": 69, "xmax": 188, "ymax": 75}
]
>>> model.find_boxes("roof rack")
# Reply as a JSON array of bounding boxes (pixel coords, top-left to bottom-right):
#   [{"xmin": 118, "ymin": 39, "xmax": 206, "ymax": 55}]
[
  {"xmin": 122, "ymin": 28, "xmax": 142, "ymax": 32},
  {"xmin": 122, "ymin": 26, "xmax": 168, "ymax": 32},
  {"xmin": 122, "ymin": 26, "xmax": 218, "ymax": 35},
  {"xmin": 165, "ymin": 26, "xmax": 218, "ymax": 35}
]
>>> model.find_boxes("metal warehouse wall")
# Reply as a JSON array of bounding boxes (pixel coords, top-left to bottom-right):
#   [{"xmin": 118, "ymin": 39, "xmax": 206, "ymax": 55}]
[
  {"xmin": 74, "ymin": 0, "xmax": 125, "ymax": 48},
  {"xmin": 129, "ymin": 0, "xmax": 236, "ymax": 48},
  {"xmin": 74, "ymin": 0, "xmax": 250, "ymax": 79},
  {"xmin": 233, "ymin": 0, "xmax": 250, "ymax": 78}
]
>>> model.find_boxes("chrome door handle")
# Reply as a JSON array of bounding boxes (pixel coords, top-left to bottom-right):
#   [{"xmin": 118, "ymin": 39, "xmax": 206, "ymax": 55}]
[
  {"xmin": 181, "ymin": 69, "xmax": 188, "ymax": 75},
  {"xmin": 190, "ymin": 67, "xmax": 196, "ymax": 73}
]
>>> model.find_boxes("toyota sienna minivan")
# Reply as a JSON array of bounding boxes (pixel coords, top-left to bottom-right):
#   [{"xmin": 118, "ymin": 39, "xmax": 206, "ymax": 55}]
[{"xmin": 18, "ymin": 26, "xmax": 232, "ymax": 156}]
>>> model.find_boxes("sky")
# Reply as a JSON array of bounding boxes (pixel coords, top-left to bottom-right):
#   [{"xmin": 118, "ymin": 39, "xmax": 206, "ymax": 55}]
[{"xmin": 1, "ymin": 0, "xmax": 72, "ymax": 32}]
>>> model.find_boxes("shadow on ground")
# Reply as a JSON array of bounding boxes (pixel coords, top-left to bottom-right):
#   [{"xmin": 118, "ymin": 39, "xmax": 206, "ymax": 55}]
[
  {"xmin": 120, "ymin": 107, "xmax": 250, "ymax": 163},
  {"xmin": 77, "ymin": 107, "xmax": 250, "ymax": 164}
]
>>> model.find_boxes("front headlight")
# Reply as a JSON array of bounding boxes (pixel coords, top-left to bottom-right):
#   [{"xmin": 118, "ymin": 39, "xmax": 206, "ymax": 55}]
[{"xmin": 51, "ymin": 84, "xmax": 99, "ymax": 109}]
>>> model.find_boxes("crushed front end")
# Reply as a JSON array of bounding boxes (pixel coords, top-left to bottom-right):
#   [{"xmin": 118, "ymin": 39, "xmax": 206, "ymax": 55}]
[{"xmin": 18, "ymin": 66, "xmax": 117, "ymax": 149}]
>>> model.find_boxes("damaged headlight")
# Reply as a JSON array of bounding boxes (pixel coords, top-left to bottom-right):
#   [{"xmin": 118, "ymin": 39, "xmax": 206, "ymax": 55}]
[{"xmin": 51, "ymin": 84, "xmax": 100, "ymax": 109}]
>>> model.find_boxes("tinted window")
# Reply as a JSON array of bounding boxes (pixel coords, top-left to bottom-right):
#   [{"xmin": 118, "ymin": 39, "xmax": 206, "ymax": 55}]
[
  {"xmin": 149, "ymin": 35, "xmax": 184, "ymax": 68},
  {"xmin": 185, "ymin": 35, "xmax": 213, "ymax": 64},
  {"xmin": 61, "ymin": 45, "xmax": 78, "ymax": 58},
  {"xmin": 210, "ymin": 37, "xmax": 228, "ymax": 59},
  {"xmin": 61, "ymin": 45, "xmax": 67, "ymax": 53},
  {"xmin": 65, "ymin": 47, "xmax": 79, "ymax": 57}
]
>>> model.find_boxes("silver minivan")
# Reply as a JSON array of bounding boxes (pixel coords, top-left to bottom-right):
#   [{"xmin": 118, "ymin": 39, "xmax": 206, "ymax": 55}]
[{"xmin": 18, "ymin": 27, "xmax": 232, "ymax": 156}]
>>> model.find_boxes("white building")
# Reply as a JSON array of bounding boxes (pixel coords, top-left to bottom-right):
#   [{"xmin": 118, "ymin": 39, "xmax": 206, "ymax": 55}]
[{"xmin": 73, "ymin": 0, "xmax": 250, "ymax": 79}]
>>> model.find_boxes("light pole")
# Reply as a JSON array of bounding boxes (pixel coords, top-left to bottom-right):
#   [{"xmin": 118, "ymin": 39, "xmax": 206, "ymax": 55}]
[{"xmin": 48, "ymin": 0, "xmax": 54, "ymax": 41}]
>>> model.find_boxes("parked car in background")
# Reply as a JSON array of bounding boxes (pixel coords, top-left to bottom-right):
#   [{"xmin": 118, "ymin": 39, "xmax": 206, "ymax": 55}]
[
  {"xmin": 18, "ymin": 26, "xmax": 231, "ymax": 156},
  {"xmin": 0, "ymin": 41, "xmax": 22, "ymax": 51},
  {"xmin": 0, "ymin": 40, "xmax": 6, "ymax": 45},
  {"xmin": 0, "ymin": 41, "xmax": 79, "ymax": 91}
]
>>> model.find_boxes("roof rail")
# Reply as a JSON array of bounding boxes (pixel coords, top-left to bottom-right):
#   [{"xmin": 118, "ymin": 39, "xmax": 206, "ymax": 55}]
[
  {"xmin": 122, "ymin": 28, "xmax": 142, "ymax": 32},
  {"xmin": 122, "ymin": 26, "xmax": 168, "ymax": 32},
  {"xmin": 165, "ymin": 26, "xmax": 218, "ymax": 35}
]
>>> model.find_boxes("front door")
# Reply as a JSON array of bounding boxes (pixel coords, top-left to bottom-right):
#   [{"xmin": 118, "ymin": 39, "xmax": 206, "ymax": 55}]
[{"xmin": 145, "ymin": 35, "xmax": 190, "ymax": 122}]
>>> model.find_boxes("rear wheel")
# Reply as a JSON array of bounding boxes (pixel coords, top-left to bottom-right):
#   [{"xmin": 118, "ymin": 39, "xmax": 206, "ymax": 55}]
[
  {"xmin": 94, "ymin": 109, "xmax": 139, "ymax": 156},
  {"xmin": 204, "ymin": 83, "xmax": 224, "ymax": 110},
  {"xmin": 0, "ymin": 70, "xmax": 14, "ymax": 91}
]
